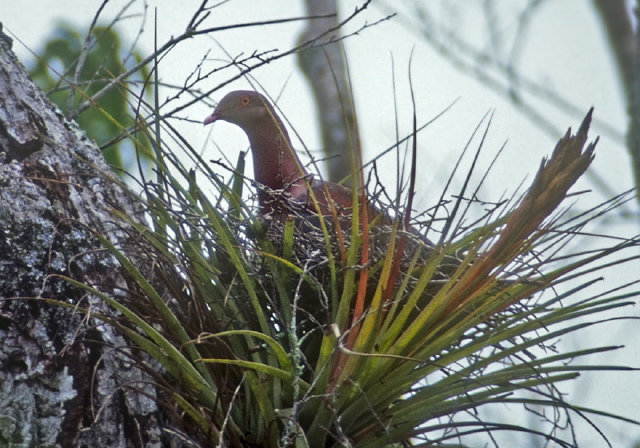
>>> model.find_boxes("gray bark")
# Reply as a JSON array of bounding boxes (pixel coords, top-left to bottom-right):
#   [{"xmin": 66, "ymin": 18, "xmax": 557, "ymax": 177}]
[{"xmin": 0, "ymin": 24, "xmax": 174, "ymax": 448}]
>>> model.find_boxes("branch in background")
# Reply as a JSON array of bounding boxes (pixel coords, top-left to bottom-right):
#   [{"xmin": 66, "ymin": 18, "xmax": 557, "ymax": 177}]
[
  {"xmin": 298, "ymin": 0, "xmax": 360, "ymax": 185},
  {"xmin": 381, "ymin": 1, "xmax": 632, "ymax": 206},
  {"xmin": 593, "ymin": 0, "xmax": 637, "ymax": 92},
  {"xmin": 594, "ymin": 0, "xmax": 640, "ymax": 203}
]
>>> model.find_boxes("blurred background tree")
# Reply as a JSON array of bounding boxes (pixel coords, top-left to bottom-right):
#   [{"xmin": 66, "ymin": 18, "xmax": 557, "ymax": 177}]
[
  {"xmin": 377, "ymin": 0, "xmax": 639, "ymax": 205},
  {"xmin": 28, "ymin": 21, "xmax": 151, "ymax": 171}
]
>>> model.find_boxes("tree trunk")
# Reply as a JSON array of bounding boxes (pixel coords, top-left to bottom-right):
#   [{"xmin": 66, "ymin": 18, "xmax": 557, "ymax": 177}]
[
  {"xmin": 298, "ymin": 0, "xmax": 360, "ymax": 186},
  {"xmin": 0, "ymin": 24, "xmax": 176, "ymax": 448}
]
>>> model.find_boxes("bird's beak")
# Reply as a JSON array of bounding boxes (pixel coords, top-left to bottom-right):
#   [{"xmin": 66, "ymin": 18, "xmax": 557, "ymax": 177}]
[{"xmin": 203, "ymin": 113, "xmax": 219, "ymax": 126}]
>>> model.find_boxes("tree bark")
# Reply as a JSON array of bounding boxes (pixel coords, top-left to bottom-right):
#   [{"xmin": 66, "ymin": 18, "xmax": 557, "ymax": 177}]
[{"xmin": 0, "ymin": 24, "xmax": 175, "ymax": 448}]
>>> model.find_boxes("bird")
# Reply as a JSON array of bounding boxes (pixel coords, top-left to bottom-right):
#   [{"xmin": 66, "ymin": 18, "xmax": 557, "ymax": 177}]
[
  {"xmin": 203, "ymin": 90, "xmax": 454, "ymax": 331},
  {"xmin": 203, "ymin": 90, "xmax": 378, "ymax": 228}
]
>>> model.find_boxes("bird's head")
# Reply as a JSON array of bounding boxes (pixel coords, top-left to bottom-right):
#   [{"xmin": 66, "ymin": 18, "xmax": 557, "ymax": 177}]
[
  {"xmin": 202, "ymin": 89, "xmax": 301, "ymax": 198},
  {"xmin": 203, "ymin": 90, "xmax": 275, "ymax": 130}
]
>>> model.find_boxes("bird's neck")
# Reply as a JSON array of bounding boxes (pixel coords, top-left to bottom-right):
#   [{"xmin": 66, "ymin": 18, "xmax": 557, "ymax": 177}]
[{"xmin": 246, "ymin": 118, "xmax": 308, "ymax": 203}]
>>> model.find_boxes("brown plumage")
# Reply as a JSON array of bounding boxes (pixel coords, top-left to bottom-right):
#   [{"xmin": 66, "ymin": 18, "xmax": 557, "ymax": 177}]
[
  {"xmin": 204, "ymin": 90, "xmax": 450, "ymax": 332},
  {"xmin": 203, "ymin": 90, "xmax": 366, "ymax": 225}
]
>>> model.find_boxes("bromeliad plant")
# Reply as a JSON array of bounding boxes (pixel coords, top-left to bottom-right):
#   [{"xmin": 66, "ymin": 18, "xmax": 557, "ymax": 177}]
[{"xmin": 72, "ymin": 104, "xmax": 639, "ymax": 447}]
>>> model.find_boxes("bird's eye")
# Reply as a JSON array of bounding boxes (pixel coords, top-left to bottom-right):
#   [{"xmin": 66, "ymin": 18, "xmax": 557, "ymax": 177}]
[{"xmin": 240, "ymin": 96, "xmax": 251, "ymax": 106}]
